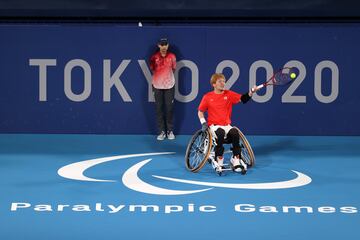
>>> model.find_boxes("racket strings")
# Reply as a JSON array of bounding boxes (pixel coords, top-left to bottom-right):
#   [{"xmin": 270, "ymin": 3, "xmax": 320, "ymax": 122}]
[{"xmin": 274, "ymin": 71, "xmax": 292, "ymax": 85}]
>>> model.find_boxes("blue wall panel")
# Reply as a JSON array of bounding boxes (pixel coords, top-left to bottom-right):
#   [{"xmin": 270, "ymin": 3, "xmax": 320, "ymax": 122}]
[{"xmin": 0, "ymin": 24, "xmax": 359, "ymax": 135}]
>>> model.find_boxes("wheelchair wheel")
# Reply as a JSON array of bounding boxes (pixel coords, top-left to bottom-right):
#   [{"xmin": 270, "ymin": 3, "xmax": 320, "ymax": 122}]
[
  {"xmin": 185, "ymin": 129, "xmax": 213, "ymax": 172},
  {"xmin": 235, "ymin": 127, "xmax": 255, "ymax": 167}
]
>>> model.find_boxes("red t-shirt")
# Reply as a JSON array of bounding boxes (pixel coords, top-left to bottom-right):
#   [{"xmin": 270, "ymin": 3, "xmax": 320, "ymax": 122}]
[
  {"xmin": 149, "ymin": 52, "xmax": 176, "ymax": 89},
  {"xmin": 198, "ymin": 90, "xmax": 242, "ymax": 126}
]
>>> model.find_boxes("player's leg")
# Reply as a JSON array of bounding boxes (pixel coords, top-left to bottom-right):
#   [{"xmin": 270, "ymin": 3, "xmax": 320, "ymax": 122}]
[
  {"xmin": 214, "ymin": 128, "xmax": 225, "ymax": 169},
  {"xmin": 164, "ymin": 87, "xmax": 175, "ymax": 139},
  {"xmin": 227, "ymin": 127, "xmax": 247, "ymax": 174},
  {"xmin": 153, "ymin": 88, "xmax": 166, "ymax": 140}
]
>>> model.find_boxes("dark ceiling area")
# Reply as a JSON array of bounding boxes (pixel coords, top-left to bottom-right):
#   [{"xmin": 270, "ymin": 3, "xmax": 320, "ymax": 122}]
[{"xmin": 1, "ymin": 0, "xmax": 360, "ymax": 21}]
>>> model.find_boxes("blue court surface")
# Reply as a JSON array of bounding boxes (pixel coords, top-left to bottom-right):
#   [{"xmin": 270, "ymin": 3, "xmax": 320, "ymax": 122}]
[{"xmin": 0, "ymin": 134, "xmax": 359, "ymax": 240}]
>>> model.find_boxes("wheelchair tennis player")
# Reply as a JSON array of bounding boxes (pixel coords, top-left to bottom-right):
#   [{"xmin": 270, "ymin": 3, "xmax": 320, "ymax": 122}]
[{"xmin": 197, "ymin": 73, "xmax": 259, "ymax": 174}]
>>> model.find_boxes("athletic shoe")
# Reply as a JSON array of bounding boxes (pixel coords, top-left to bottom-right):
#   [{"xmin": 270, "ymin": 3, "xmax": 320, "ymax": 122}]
[
  {"xmin": 217, "ymin": 156, "xmax": 224, "ymax": 167},
  {"xmin": 231, "ymin": 155, "xmax": 247, "ymax": 173},
  {"xmin": 240, "ymin": 159, "xmax": 247, "ymax": 171},
  {"xmin": 157, "ymin": 131, "xmax": 166, "ymax": 141},
  {"xmin": 214, "ymin": 156, "xmax": 224, "ymax": 173},
  {"xmin": 167, "ymin": 131, "xmax": 175, "ymax": 140}
]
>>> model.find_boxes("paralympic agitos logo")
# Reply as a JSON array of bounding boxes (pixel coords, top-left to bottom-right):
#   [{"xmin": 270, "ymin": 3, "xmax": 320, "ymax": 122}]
[{"xmin": 57, "ymin": 152, "xmax": 312, "ymax": 195}]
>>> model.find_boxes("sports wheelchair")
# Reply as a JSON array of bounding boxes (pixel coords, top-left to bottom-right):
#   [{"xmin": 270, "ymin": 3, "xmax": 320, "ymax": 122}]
[{"xmin": 185, "ymin": 127, "xmax": 255, "ymax": 176}]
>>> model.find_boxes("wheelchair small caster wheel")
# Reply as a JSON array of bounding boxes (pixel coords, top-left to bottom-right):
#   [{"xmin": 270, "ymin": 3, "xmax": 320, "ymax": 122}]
[{"xmin": 215, "ymin": 167, "xmax": 223, "ymax": 176}]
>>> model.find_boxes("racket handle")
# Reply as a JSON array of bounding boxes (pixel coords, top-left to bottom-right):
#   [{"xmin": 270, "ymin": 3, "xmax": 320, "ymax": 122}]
[{"xmin": 258, "ymin": 84, "xmax": 264, "ymax": 89}]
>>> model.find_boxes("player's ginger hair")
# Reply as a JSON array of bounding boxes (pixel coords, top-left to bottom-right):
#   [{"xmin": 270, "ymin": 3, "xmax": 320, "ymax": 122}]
[{"xmin": 210, "ymin": 73, "xmax": 225, "ymax": 86}]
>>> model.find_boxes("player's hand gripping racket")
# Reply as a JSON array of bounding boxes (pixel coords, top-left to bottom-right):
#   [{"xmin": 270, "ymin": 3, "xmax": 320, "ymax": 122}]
[{"xmin": 256, "ymin": 67, "xmax": 297, "ymax": 90}]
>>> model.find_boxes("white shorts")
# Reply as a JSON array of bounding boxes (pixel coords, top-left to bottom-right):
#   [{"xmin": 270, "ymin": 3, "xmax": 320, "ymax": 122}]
[{"xmin": 209, "ymin": 125, "xmax": 233, "ymax": 139}]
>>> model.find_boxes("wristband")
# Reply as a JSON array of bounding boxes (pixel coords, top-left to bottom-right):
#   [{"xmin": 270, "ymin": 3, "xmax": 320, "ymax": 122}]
[
  {"xmin": 241, "ymin": 93, "xmax": 251, "ymax": 103},
  {"xmin": 200, "ymin": 118, "xmax": 206, "ymax": 124}
]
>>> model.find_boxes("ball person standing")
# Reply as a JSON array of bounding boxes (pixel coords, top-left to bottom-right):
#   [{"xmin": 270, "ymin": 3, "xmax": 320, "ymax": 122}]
[{"xmin": 150, "ymin": 38, "xmax": 177, "ymax": 140}]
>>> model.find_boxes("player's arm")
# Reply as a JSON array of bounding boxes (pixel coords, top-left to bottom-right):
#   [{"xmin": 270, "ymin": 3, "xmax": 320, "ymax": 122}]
[
  {"xmin": 172, "ymin": 54, "xmax": 176, "ymax": 72},
  {"xmin": 240, "ymin": 85, "xmax": 260, "ymax": 104},
  {"xmin": 149, "ymin": 55, "xmax": 155, "ymax": 74},
  {"xmin": 198, "ymin": 111, "xmax": 207, "ymax": 132},
  {"xmin": 198, "ymin": 110, "xmax": 205, "ymax": 122}
]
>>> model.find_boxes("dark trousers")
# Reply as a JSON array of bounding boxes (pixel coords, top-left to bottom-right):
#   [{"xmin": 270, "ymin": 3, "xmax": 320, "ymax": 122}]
[
  {"xmin": 153, "ymin": 86, "xmax": 175, "ymax": 133},
  {"xmin": 214, "ymin": 128, "xmax": 241, "ymax": 160}
]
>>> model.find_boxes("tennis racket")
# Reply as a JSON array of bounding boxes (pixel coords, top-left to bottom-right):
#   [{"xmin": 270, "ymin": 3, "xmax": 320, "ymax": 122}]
[{"xmin": 256, "ymin": 67, "xmax": 297, "ymax": 90}]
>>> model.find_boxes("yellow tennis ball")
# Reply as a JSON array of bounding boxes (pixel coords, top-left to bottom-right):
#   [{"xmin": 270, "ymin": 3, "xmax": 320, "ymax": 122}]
[{"xmin": 290, "ymin": 73, "xmax": 296, "ymax": 79}]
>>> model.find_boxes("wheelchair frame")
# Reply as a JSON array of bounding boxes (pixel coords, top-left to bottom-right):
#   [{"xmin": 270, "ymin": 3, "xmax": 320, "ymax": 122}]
[{"xmin": 185, "ymin": 127, "xmax": 255, "ymax": 175}]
